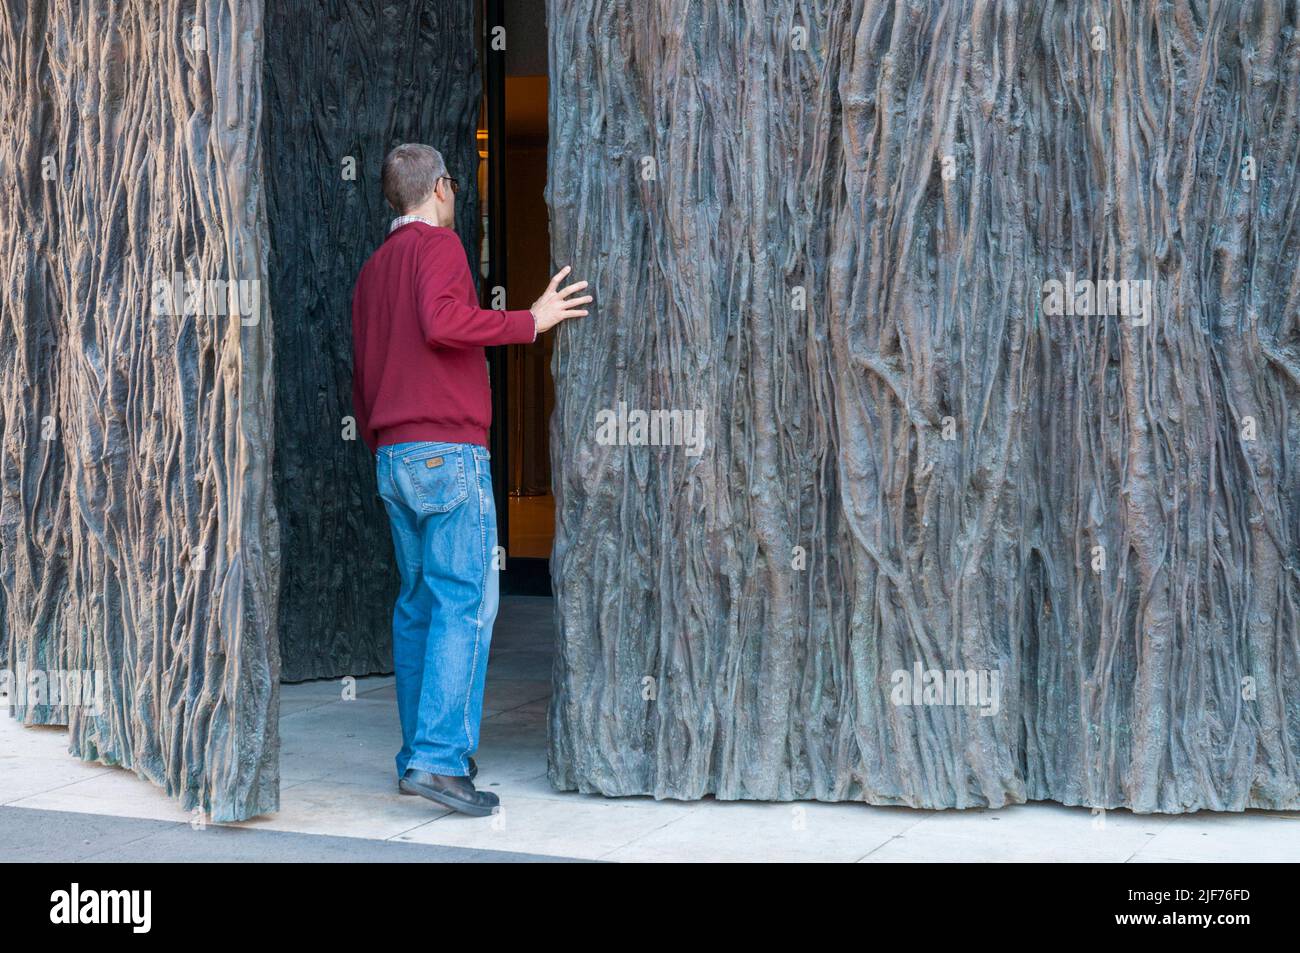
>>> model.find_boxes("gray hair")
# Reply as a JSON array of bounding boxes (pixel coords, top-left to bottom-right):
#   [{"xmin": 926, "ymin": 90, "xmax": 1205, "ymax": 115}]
[{"xmin": 381, "ymin": 143, "xmax": 447, "ymax": 213}]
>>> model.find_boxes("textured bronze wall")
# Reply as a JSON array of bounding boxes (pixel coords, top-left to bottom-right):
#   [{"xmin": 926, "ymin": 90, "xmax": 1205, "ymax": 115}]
[
  {"xmin": 262, "ymin": 0, "xmax": 482, "ymax": 682},
  {"xmin": 548, "ymin": 0, "xmax": 1300, "ymax": 811},
  {"xmin": 0, "ymin": 0, "xmax": 279, "ymax": 822}
]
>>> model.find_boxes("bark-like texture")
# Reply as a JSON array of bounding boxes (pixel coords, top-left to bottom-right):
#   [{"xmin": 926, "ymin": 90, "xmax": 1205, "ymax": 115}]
[
  {"xmin": 548, "ymin": 0, "xmax": 1300, "ymax": 811},
  {"xmin": 0, "ymin": 0, "xmax": 279, "ymax": 821},
  {"xmin": 262, "ymin": 0, "xmax": 482, "ymax": 682}
]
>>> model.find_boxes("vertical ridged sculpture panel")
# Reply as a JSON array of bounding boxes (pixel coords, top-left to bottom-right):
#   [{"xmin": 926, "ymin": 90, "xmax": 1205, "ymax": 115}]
[
  {"xmin": 1013, "ymin": 2, "xmax": 1300, "ymax": 812},
  {"xmin": 0, "ymin": 0, "xmax": 69, "ymax": 741},
  {"xmin": 548, "ymin": 0, "xmax": 861, "ymax": 800},
  {"xmin": 262, "ymin": 0, "xmax": 482, "ymax": 681},
  {"xmin": 0, "ymin": 0, "xmax": 279, "ymax": 822},
  {"xmin": 548, "ymin": 0, "xmax": 1300, "ymax": 811}
]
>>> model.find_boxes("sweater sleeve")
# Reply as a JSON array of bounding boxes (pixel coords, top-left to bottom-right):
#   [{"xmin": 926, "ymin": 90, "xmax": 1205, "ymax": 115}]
[{"xmin": 415, "ymin": 232, "xmax": 536, "ymax": 348}]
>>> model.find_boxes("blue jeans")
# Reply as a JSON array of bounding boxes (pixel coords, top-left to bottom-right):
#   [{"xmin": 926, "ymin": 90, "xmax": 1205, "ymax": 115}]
[{"xmin": 376, "ymin": 441, "xmax": 498, "ymax": 778}]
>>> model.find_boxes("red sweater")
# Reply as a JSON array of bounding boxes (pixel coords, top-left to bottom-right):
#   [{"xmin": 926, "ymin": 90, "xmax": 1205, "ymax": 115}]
[{"xmin": 351, "ymin": 222, "xmax": 535, "ymax": 452}]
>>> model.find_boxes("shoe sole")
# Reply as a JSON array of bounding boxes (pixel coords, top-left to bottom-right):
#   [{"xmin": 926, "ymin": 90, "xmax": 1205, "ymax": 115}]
[{"xmin": 398, "ymin": 778, "xmax": 497, "ymax": 817}]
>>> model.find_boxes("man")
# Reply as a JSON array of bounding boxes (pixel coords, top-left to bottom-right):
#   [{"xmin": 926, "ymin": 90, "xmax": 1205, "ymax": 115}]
[{"xmin": 351, "ymin": 143, "xmax": 590, "ymax": 817}]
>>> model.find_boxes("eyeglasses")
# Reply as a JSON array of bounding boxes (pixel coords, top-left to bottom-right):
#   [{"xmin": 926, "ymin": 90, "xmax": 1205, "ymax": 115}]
[{"xmin": 438, "ymin": 175, "xmax": 459, "ymax": 195}]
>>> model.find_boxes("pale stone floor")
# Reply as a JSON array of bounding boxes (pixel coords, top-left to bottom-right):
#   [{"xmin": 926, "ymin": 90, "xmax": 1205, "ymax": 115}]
[{"xmin": 3, "ymin": 596, "xmax": 1299, "ymax": 862}]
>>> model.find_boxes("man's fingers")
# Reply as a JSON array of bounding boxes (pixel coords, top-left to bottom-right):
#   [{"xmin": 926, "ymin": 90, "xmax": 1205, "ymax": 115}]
[{"xmin": 533, "ymin": 271, "xmax": 591, "ymax": 331}]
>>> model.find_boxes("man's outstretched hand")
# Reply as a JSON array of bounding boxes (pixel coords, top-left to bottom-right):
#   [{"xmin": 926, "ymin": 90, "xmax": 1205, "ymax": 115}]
[{"xmin": 530, "ymin": 265, "xmax": 592, "ymax": 335}]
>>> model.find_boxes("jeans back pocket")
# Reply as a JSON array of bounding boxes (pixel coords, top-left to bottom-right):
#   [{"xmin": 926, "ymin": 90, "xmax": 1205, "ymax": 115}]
[{"xmin": 401, "ymin": 447, "xmax": 469, "ymax": 514}]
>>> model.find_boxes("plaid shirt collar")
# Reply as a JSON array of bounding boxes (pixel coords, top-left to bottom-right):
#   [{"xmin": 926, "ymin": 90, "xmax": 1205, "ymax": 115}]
[{"xmin": 389, "ymin": 214, "xmax": 438, "ymax": 233}]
